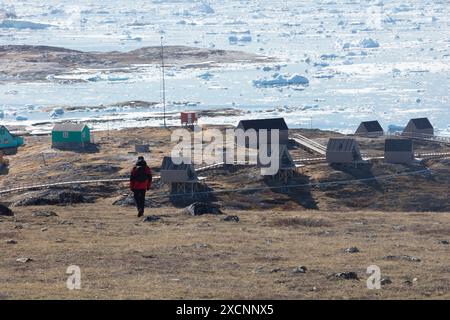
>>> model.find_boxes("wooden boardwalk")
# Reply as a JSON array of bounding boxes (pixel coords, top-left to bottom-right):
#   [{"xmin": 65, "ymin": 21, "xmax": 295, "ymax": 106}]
[
  {"xmin": 1, "ymin": 142, "xmax": 450, "ymax": 195},
  {"xmin": 291, "ymin": 133, "xmax": 327, "ymax": 156}
]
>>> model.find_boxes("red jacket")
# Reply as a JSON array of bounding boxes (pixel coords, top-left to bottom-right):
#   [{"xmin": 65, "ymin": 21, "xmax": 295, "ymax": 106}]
[{"xmin": 130, "ymin": 165, "xmax": 152, "ymax": 191}]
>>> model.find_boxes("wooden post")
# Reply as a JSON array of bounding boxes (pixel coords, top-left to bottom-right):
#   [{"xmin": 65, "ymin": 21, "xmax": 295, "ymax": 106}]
[{"xmin": 41, "ymin": 153, "xmax": 47, "ymax": 166}]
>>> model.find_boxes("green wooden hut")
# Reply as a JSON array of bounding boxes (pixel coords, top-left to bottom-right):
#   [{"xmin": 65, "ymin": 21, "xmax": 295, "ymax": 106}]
[
  {"xmin": 52, "ymin": 123, "xmax": 91, "ymax": 150},
  {"xmin": 0, "ymin": 125, "xmax": 24, "ymax": 150}
]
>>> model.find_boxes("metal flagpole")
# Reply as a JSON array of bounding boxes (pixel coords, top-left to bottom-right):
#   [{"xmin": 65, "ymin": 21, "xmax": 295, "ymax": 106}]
[{"xmin": 160, "ymin": 36, "xmax": 167, "ymax": 128}]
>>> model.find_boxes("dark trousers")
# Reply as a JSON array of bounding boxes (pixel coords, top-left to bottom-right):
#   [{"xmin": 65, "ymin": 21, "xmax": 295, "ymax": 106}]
[{"xmin": 133, "ymin": 190, "xmax": 146, "ymax": 214}]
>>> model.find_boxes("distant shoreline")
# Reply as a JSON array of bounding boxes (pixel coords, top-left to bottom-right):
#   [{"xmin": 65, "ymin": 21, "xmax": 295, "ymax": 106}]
[{"xmin": 0, "ymin": 44, "xmax": 273, "ymax": 83}]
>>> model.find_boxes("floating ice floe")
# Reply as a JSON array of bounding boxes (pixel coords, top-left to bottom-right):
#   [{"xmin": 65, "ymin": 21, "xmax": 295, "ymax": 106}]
[
  {"xmin": 194, "ymin": 2, "xmax": 215, "ymax": 15},
  {"xmin": 320, "ymin": 53, "xmax": 338, "ymax": 60},
  {"xmin": 261, "ymin": 65, "xmax": 282, "ymax": 72},
  {"xmin": 15, "ymin": 115, "xmax": 28, "ymax": 121},
  {"xmin": 392, "ymin": 4, "xmax": 414, "ymax": 13},
  {"xmin": 50, "ymin": 107, "xmax": 64, "ymax": 118},
  {"xmin": 85, "ymin": 74, "xmax": 129, "ymax": 82},
  {"xmin": 383, "ymin": 16, "xmax": 397, "ymax": 24},
  {"xmin": 176, "ymin": 2, "xmax": 214, "ymax": 16},
  {"xmin": 107, "ymin": 75, "xmax": 130, "ymax": 81},
  {"xmin": 0, "ymin": 20, "xmax": 53, "ymax": 29},
  {"xmin": 0, "ymin": 111, "xmax": 4, "ymax": 119},
  {"xmin": 198, "ymin": 71, "xmax": 214, "ymax": 80},
  {"xmin": 360, "ymin": 38, "xmax": 380, "ymax": 48},
  {"xmin": 223, "ymin": 20, "xmax": 247, "ymax": 25},
  {"xmin": 388, "ymin": 124, "xmax": 405, "ymax": 133},
  {"xmin": 314, "ymin": 62, "xmax": 330, "ymax": 67},
  {"xmin": 253, "ymin": 73, "xmax": 309, "ymax": 88},
  {"xmin": 228, "ymin": 30, "xmax": 252, "ymax": 44},
  {"xmin": 341, "ymin": 38, "xmax": 380, "ymax": 49},
  {"xmin": 87, "ymin": 74, "xmax": 102, "ymax": 82},
  {"xmin": 313, "ymin": 73, "xmax": 334, "ymax": 79},
  {"xmin": 0, "ymin": 5, "xmax": 16, "ymax": 19}
]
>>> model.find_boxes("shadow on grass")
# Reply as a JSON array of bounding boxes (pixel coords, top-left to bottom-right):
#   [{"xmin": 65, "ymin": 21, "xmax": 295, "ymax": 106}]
[
  {"xmin": 169, "ymin": 182, "xmax": 218, "ymax": 208},
  {"xmin": 263, "ymin": 172, "xmax": 319, "ymax": 210},
  {"xmin": 52, "ymin": 143, "xmax": 100, "ymax": 154},
  {"xmin": 330, "ymin": 162, "xmax": 383, "ymax": 191},
  {"xmin": 0, "ymin": 166, "xmax": 9, "ymax": 175}
]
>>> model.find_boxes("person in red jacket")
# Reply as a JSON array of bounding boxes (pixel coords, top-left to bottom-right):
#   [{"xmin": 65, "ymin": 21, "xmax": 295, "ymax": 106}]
[{"xmin": 130, "ymin": 156, "xmax": 153, "ymax": 217}]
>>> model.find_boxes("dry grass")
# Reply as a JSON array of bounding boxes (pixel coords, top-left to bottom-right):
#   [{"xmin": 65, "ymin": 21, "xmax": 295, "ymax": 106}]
[
  {"xmin": 0, "ymin": 202, "xmax": 449, "ymax": 300},
  {"xmin": 1, "ymin": 127, "xmax": 450, "ymax": 299},
  {"xmin": 269, "ymin": 217, "xmax": 332, "ymax": 228}
]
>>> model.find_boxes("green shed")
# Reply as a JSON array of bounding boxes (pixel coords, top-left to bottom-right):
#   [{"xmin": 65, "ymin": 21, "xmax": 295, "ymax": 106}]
[
  {"xmin": 0, "ymin": 125, "xmax": 24, "ymax": 150},
  {"xmin": 52, "ymin": 123, "xmax": 91, "ymax": 150}
]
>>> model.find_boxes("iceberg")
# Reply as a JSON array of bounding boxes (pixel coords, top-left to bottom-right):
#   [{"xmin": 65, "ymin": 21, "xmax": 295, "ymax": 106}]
[
  {"xmin": 0, "ymin": 5, "xmax": 16, "ymax": 19},
  {"xmin": 107, "ymin": 75, "xmax": 129, "ymax": 81},
  {"xmin": 253, "ymin": 73, "xmax": 309, "ymax": 88},
  {"xmin": 228, "ymin": 30, "xmax": 252, "ymax": 44},
  {"xmin": 50, "ymin": 107, "xmax": 64, "ymax": 118},
  {"xmin": 320, "ymin": 53, "xmax": 338, "ymax": 60},
  {"xmin": 87, "ymin": 74, "xmax": 102, "ymax": 82},
  {"xmin": 0, "ymin": 20, "xmax": 52, "ymax": 29},
  {"xmin": 198, "ymin": 71, "xmax": 214, "ymax": 80},
  {"xmin": 393, "ymin": 4, "xmax": 414, "ymax": 13},
  {"xmin": 359, "ymin": 38, "xmax": 380, "ymax": 48},
  {"xmin": 340, "ymin": 38, "xmax": 380, "ymax": 49},
  {"xmin": 194, "ymin": 3, "xmax": 215, "ymax": 15},
  {"xmin": 314, "ymin": 62, "xmax": 330, "ymax": 67},
  {"xmin": 388, "ymin": 124, "xmax": 405, "ymax": 133}
]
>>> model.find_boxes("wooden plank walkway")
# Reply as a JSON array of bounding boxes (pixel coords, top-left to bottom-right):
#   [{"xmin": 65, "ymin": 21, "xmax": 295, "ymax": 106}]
[
  {"xmin": 291, "ymin": 134, "xmax": 327, "ymax": 156},
  {"xmin": 2, "ymin": 149, "xmax": 450, "ymax": 195}
]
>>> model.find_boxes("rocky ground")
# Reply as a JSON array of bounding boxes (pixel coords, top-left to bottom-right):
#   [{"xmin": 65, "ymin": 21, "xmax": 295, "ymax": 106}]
[
  {"xmin": 0, "ymin": 45, "xmax": 272, "ymax": 83},
  {"xmin": 0, "ymin": 126, "xmax": 449, "ymax": 299},
  {"xmin": 2, "ymin": 126, "xmax": 450, "ymax": 212},
  {"xmin": 0, "ymin": 202, "xmax": 449, "ymax": 299}
]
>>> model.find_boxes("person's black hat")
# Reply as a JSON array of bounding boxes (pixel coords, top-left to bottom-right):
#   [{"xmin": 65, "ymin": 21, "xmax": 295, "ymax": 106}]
[{"xmin": 136, "ymin": 156, "xmax": 146, "ymax": 166}]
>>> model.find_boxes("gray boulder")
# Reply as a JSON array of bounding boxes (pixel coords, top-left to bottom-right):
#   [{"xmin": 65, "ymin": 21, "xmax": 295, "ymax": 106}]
[
  {"xmin": 0, "ymin": 203, "xmax": 13, "ymax": 216},
  {"xmin": 184, "ymin": 202, "xmax": 222, "ymax": 216}
]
